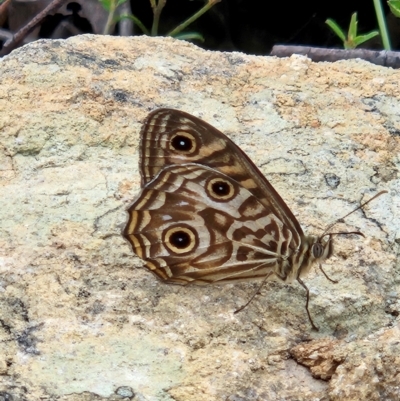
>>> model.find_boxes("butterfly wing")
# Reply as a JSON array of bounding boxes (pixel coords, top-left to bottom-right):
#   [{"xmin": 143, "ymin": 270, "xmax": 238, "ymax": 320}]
[
  {"xmin": 124, "ymin": 164, "xmax": 297, "ymax": 284},
  {"xmin": 139, "ymin": 108, "xmax": 304, "ymax": 251}
]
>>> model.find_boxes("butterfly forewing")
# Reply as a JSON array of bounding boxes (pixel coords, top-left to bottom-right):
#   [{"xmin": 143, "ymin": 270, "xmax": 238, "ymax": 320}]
[
  {"xmin": 124, "ymin": 164, "xmax": 298, "ymax": 284},
  {"xmin": 139, "ymin": 108, "xmax": 304, "ymax": 251}
]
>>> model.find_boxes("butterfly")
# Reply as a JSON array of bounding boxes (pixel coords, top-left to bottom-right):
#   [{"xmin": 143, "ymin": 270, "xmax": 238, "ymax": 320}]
[{"xmin": 123, "ymin": 108, "xmax": 385, "ymax": 330}]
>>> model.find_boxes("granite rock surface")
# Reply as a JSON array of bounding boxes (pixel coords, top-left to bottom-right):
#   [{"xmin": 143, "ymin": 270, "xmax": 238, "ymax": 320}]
[{"xmin": 0, "ymin": 35, "xmax": 399, "ymax": 401}]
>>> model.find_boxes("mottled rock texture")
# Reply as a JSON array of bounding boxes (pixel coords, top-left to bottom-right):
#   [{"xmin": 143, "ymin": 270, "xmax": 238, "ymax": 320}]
[{"xmin": 0, "ymin": 35, "xmax": 399, "ymax": 401}]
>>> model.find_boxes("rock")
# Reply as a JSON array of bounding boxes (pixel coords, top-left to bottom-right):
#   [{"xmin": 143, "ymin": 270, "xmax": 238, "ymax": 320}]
[{"xmin": 0, "ymin": 35, "xmax": 398, "ymax": 401}]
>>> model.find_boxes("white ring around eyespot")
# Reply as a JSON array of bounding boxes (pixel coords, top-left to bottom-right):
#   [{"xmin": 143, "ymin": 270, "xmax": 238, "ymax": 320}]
[
  {"xmin": 163, "ymin": 225, "xmax": 198, "ymax": 255},
  {"xmin": 206, "ymin": 177, "xmax": 237, "ymax": 202},
  {"xmin": 169, "ymin": 132, "xmax": 197, "ymax": 155}
]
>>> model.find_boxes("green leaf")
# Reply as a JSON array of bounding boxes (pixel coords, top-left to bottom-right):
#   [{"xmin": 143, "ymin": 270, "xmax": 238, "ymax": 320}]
[
  {"xmin": 353, "ymin": 31, "xmax": 380, "ymax": 47},
  {"xmin": 117, "ymin": 13, "xmax": 150, "ymax": 35},
  {"xmin": 327, "ymin": 13, "xmax": 381, "ymax": 49},
  {"xmin": 99, "ymin": 0, "xmax": 112, "ymax": 12},
  {"xmin": 325, "ymin": 19, "xmax": 346, "ymax": 41},
  {"xmin": 348, "ymin": 12, "xmax": 358, "ymax": 41},
  {"xmin": 388, "ymin": 0, "xmax": 400, "ymax": 17},
  {"xmin": 172, "ymin": 32, "xmax": 205, "ymax": 42}
]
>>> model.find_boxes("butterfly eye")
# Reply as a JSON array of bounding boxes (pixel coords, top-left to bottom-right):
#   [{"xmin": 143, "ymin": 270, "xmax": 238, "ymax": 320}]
[
  {"xmin": 169, "ymin": 132, "xmax": 197, "ymax": 154},
  {"xmin": 312, "ymin": 235, "xmax": 334, "ymax": 260},
  {"xmin": 163, "ymin": 225, "xmax": 198, "ymax": 254},
  {"xmin": 206, "ymin": 177, "xmax": 237, "ymax": 202},
  {"xmin": 312, "ymin": 242, "xmax": 324, "ymax": 258}
]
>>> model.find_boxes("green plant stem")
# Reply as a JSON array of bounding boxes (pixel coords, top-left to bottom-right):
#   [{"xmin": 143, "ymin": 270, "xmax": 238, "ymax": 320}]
[
  {"xmin": 167, "ymin": 0, "xmax": 221, "ymax": 37},
  {"xmin": 151, "ymin": 0, "xmax": 167, "ymax": 36},
  {"xmin": 104, "ymin": 0, "xmax": 117, "ymax": 34},
  {"xmin": 373, "ymin": 0, "xmax": 391, "ymax": 49}
]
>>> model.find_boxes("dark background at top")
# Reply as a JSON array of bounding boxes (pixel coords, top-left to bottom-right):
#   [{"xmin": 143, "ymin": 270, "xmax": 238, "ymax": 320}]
[
  {"xmin": 5, "ymin": 0, "xmax": 396, "ymax": 54},
  {"xmin": 129, "ymin": 0, "xmax": 395, "ymax": 53}
]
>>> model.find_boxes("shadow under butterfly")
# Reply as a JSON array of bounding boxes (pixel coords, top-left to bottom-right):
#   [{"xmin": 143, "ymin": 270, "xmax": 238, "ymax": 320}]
[{"xmin": 123, "ymin": 108, "xmax": 386, "ymax": 331}]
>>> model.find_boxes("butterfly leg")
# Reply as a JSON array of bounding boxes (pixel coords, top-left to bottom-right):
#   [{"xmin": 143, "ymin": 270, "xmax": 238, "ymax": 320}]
[
  {"xmin": 296, "ymin": 276, "xmax": 319, "ymax": 331},
  {"xmin": 319, "ymin": 263, "xmax": 338, "ymax": 283},
  {"xmin": 234, "ymin": 272, "xmax": 274, "ymax": 314}
]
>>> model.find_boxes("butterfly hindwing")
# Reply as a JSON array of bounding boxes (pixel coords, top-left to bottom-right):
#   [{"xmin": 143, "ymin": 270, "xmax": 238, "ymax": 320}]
[{"xmin": 124, "ymin": 164, "xmax": 297, "ymax": 284}]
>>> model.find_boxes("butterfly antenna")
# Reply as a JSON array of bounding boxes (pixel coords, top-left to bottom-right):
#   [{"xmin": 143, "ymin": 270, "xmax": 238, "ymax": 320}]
[{"xmin": 319, "ymin": 190, "xmax": 387, "ymax": 239}]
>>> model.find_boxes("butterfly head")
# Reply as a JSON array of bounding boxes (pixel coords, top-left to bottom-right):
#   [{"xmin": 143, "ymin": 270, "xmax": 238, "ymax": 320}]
[
  {"xmin": 297, "ymin": 234, "xmax": 334, "ymax": 278},
  {"xmin": 299, "ymin": 227, "xmax": 367, "ymax": 280},
  {"xmin": 312, "ymin": 234, "xmax": 334, "ymax": 261}
]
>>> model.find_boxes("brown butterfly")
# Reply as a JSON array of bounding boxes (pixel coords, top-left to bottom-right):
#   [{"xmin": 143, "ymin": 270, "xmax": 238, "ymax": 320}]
[{"xmin": 123, "ymin": 108, "xmax": 385, "ymax": 330}]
